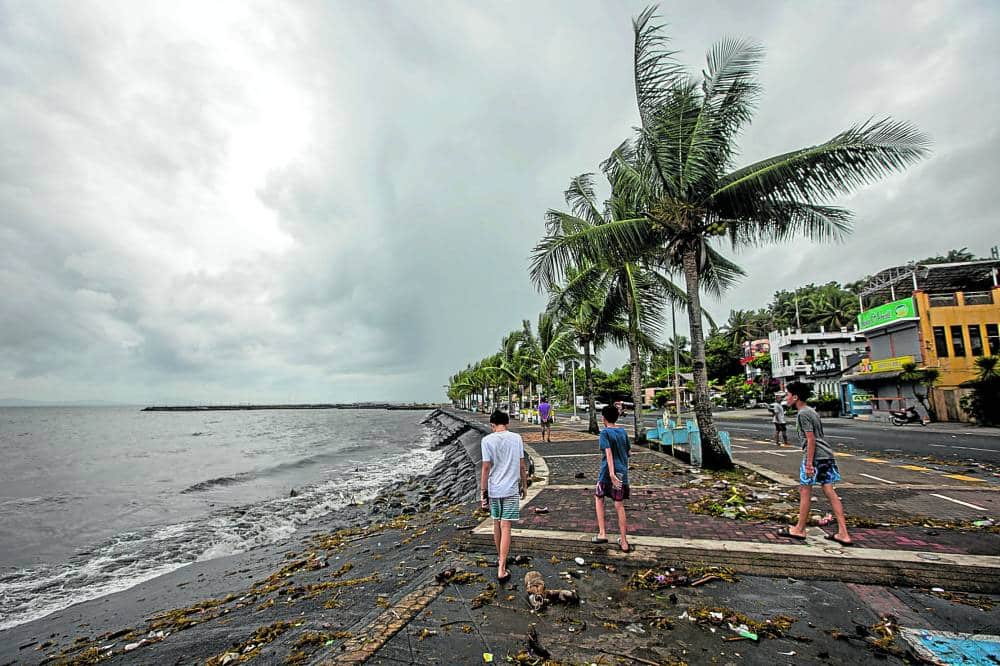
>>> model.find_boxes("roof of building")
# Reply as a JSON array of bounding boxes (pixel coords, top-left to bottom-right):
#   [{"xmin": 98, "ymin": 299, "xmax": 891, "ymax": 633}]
[{"xmin": 860, "ymin": 259, "xmax": 1000, "ymax": 302}]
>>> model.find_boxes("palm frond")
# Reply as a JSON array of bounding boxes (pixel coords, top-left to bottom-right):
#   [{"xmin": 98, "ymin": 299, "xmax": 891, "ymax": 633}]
[
  {"xmin": 712, "ymin": 117, "xmax": 930, "ymax": 209},
  {"xmin": 632, "ymin": 5, "xmax": 685, "ymax": 127},
  {"xmin": 530, "ymin": 217, "xmax": 653, "ymax": 288},
  {"xmin": 564, "ymin": 173, "xmax": 606, "ymax": 227},
  {"xmin": 682, "ymin": 38, "xmax": 764, "ymax": 193}
]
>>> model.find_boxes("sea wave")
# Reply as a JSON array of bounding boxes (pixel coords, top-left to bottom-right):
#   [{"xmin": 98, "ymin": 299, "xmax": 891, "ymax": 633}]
[
  {"xmin": 0, "ymin": 427, "xmax": 444, "ymax": 632},
  {"xmin": 179, "ymin": 442, "xmax": 369, "ymax": 494}
]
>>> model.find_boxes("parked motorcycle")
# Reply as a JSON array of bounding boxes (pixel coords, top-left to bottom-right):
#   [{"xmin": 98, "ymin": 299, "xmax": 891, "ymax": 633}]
[{"xmin": 889, "ymin": 406, "xmax": 925, "ymax": 426}]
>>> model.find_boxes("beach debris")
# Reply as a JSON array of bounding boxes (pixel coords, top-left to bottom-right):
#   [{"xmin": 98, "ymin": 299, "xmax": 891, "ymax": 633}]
[
  {"xmin": 533, "ymin": 506, "xmax": 550, "ymax": 514},
  {"xmin": 778, "ymin": 651, "xmax": 796, "ymax": 656},
  {"xmin": 574, "ymin": 472, "xmax": 586, "ymax": 479},
  {"xmin": 482, "ymin": 652, "xmax": 493, "ymax": 662},
  {"xmin": 471, "ymin": 583, "xmax": 497, "ymax": 609},
  {"xmin": 683, "ymin": 606, "xmax": 795, "ymax": 640},
  {"xmin": 526, "ymin": 624, "xmax": 551, "ymax": 659},
  {"xmin": 219, "ymin": 652, "xmax": 240, "ymax": 666},
  {"xmin": 625, "ymin": 623, "xmax": 646, "ymax": 634},
  {"xmin": 926, "ymin": 588, "xmax": 995, "ymax": 610},
  {"xmin": 574, "ymin": 557, "xmax": 586, "ymax": 566},
  {"xmin": 728, "ymin": 623, "xmax": 758, "ymax": 641}
]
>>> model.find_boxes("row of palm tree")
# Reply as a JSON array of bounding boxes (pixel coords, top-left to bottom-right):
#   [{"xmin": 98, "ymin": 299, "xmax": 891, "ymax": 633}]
[{"xmin": 450, "ymin": 6, "xmax": 928, "ymax": 468}]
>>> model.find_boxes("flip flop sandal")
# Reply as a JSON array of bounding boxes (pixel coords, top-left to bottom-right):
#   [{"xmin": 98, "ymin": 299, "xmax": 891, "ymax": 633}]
[
  {"xmin": 591, "ymin": 536, "xmax": 609, "ymax": 544},
  {"xmin": 824, "ymin": 534, "xmax": 854, "ymax": 547},
  {"xmin": 776, "ymin": 527, "xmax": 807, "ymax": 540},
  {"xmin": 497, "ymin": 572, "xmax": 511, "ymax": 584},
  {"xmin": 617, "ymin": 538, "xmax": 631, "ymax": 553},
  {"xmin": 533, "ymin": 507, "xmax": 550, "ymax": 514}
]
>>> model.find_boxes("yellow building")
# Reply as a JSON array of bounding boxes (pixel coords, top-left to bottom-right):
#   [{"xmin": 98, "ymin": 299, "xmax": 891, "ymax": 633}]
[
  {"xmin": 915, "ymin": 286, "xmax": 1000, "ymax": 420},
  {"xmin": 849, "ymin": 259, "xmax": 1000, "ymax": 422}
]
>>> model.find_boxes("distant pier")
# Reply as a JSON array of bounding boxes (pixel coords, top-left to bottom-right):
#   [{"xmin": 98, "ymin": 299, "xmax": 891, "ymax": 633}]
[{"xmin": 141, "ymin": 403, "xmax": 441, "ymax": 412}]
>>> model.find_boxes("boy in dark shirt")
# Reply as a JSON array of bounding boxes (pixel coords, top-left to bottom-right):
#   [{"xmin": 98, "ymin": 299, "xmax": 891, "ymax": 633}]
[
  {"xmin": 591, "ymin": 405, "xmax": 631, "ymax": 552},
  {"xmin": 776, "ymin": 381, "xmax": 853, "ymax": 546}
]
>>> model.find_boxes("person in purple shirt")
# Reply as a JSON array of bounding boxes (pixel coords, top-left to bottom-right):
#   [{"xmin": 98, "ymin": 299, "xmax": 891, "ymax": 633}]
[{"xmin": 538, "ymin": 397, "xmax": 553, "ymax": 443}]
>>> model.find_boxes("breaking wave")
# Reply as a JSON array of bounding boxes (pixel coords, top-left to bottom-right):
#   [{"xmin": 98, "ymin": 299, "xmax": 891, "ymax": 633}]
[{"xmin": 0, "ymin": 428, "xmax": 443, "ymax": 631}]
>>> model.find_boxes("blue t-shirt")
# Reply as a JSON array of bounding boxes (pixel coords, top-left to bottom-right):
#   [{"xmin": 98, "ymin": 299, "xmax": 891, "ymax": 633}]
[{"xmin": 598, "ymin": 427, "xmax": 630, "ymax": 484}]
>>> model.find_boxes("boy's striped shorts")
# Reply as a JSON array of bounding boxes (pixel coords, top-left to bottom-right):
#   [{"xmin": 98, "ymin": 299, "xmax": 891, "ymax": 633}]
[{"xmin": 489, "ymin": 495, "xmax": 520, "ymax": 521}]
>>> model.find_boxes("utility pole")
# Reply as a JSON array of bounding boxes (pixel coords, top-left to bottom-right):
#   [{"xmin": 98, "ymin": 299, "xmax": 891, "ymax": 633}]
[
  {"xmin": 571, "ymin": 359, "xmax": 578, "ymax": 421},
  {"xmin": 672, "ymin": 302, "xmax": 681, "ymax": 420}
]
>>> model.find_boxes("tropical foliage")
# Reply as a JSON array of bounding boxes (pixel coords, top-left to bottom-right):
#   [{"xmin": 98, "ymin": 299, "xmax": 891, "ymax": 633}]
[
  {"xmin": 960, "ymin": 356, "xmax": 1000, "ymax": 426},
  {"xmin": 448, "ymin": 5, "xmax": 928, "ymax": 465}
]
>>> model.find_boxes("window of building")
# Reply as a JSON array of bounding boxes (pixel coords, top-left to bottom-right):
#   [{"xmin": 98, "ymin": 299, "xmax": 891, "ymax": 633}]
[
  {"xmin": 933, "ymin": 327, "xmax": 949, "ymax": 357},
  {"xmin": 805, "ymin": 349, "xmax": 815, "ymax": 364},
  {"xmin": 968, "ymin": 325, "xmax": 984, "ymax": 357},
  {"xmin": 782, "ymin": 352, "xmax": 791, "ymax": 366},
  {"xmin": 819, "ymin": 348, "xmax": 829, "ymax": 359},
  {"xmin": 950, "ymin": 325, "xmax": 966, "ymax": 356},
  {"xmin": 987, "ymin": 324, "xmax": 1000, "ymax": 356}
]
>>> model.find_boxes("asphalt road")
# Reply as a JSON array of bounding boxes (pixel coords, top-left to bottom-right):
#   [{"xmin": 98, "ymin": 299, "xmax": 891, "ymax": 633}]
[{"xmin": 628, "ymin": 409, "xmax": 1000, "ymax": 465}]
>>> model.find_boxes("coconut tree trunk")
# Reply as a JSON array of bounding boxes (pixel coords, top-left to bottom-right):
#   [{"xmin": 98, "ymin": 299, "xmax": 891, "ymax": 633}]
[
  {"xmin": 583, "ymin": 338, "xmax": 599, "ymax": 434},
  {"xmin": 682, "ymin": 247, "xmax": 731, "ymax": 469}
]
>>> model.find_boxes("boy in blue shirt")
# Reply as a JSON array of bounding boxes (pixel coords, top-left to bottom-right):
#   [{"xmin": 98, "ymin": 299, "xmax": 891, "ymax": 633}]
[{"xmin": 591, "ymin": 405, "xmax": 631, "ymax": 552}]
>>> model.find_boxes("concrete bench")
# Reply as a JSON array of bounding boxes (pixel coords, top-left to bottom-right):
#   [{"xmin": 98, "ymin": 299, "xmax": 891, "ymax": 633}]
[{"xmin": 646, "ymin": 418, "xmax": 733, "ymax": 467}]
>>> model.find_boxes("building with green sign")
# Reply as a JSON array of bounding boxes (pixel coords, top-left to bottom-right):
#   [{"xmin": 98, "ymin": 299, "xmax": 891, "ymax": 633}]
[{"xmin": 843, "ymin": 259, "xmax": 1000, "ymax": 422}]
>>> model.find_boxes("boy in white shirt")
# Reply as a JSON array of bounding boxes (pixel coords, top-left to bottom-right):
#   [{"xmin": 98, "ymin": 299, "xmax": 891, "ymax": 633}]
[{"xmin": 479, "ymin": 410, "xmax": 527, "ymax": 584}]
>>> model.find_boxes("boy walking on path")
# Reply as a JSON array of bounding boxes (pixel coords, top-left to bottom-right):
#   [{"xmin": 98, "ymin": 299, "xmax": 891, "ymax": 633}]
[
  {"xmin": 776, "ymin": 381, "xmax": 853, "ymax": 546},
  {"xmin": 592, "ymin": 405, "xmax": 632, "ymax": 552},
  {"xmin": 479, "ymin": 410, "xmax": 528, "ymax": 583},
  {"xmin": 538, "ymin": 397, "xmax": 553, "ymax": 443},
  {"xmin": 770, "ymin": 397, "xmax": 789, "ymax": 446}
]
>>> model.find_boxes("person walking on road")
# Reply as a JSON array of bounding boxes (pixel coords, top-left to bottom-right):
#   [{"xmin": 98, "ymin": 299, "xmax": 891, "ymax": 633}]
[
  {"xmin": 776, "ymin": 381, "xmax": 853, "ymax": 546},
  {"xmin": 769, "ymin": 397, "xmax": 789, "ymax": 446},
  {"xmin": 538, "ymin": 396, "xmax": 553, "ymax": 443},
  {"xmin": 591, "ymin": 405, "xmax": 632, "ymax": 552},
  {"xmin": 479, "ymin": 410, "xmax": 528, "ymax": 583}
]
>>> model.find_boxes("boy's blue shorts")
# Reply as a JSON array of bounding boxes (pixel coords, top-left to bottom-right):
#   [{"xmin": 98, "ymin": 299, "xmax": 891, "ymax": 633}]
[{"xmin": 799, "ymin": 459, "xmax": 841, "ymax": 485}]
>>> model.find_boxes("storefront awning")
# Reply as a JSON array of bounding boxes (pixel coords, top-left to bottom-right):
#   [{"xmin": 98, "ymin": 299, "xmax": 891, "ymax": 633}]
[{"xmin": 842, "ymin": 370, "xmax": 903, "ymax": 383}]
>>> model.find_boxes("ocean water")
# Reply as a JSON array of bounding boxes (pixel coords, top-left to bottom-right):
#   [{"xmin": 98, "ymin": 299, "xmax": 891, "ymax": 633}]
[{"xmin": 0, "ymin": 407, "xmax": 443, "ymax": 631}]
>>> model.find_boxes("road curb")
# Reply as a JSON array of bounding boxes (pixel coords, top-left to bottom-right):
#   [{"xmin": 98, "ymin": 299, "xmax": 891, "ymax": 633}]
[{"xmin": 458, "ymin": 529, "xmax": 1000, "ymax": 593}]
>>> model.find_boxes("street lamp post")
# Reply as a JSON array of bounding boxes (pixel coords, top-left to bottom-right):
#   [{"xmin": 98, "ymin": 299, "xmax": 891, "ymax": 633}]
[{"xmin": 672, "ymin": 302, "xmax": 681, "ymax": 420}]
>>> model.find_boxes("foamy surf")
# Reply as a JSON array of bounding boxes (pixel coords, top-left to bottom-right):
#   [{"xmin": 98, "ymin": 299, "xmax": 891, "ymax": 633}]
[{"xmin": 0, "ymin": 427, "xmax": 444, "ymax": 632}]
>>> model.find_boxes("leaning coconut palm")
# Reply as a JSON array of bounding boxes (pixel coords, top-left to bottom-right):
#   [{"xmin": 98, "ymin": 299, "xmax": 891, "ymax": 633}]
[
  {"xmin": 545, "ymin": 265, "xmax": 614, "ymax": 434},
  {"xmin": 578, "ymin": 6, "xmax": 929, "ymax": 467},
  {"xmin": 533, "ymin": 173, "xmax": 681, "ymax": 439}
]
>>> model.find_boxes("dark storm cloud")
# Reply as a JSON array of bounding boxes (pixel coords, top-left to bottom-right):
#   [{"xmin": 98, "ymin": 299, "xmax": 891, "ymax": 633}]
[{"xmin": 1, "ymin": 0, "xmax": 997, "ymax": 402}]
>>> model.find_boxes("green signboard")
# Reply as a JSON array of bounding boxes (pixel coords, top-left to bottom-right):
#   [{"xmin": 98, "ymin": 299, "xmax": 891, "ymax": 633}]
[{"xmin": 857, "ymin": 297, "xmax": 918, "ymax": 331}]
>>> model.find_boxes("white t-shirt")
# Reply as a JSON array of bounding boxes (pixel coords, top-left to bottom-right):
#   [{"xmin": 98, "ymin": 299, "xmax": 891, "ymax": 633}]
[
  {"xmin": 480, "ymin": 430, "xmax": 525, "ymax": 498},
  {"xmin": 771, "ymin": 402, "xmax": 786, "ymax": 424}
]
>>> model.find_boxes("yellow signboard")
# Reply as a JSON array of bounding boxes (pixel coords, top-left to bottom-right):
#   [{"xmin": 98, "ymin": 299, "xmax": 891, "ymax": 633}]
[{"xmin": 858, "ymin": 355, "xmax": 914, "ymax": 374}]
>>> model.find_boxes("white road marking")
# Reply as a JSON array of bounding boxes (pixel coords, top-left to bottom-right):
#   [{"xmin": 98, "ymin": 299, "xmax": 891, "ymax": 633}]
[
  {"xmin": 763, "ymin": 451, "xmax": 787, "ymax": 457},
  {"xmin": 732, "ymin": 444, "xmax": 749, "ymax": 449},
  {"xmin": 930, "ymin": 444, "xmax": 996, "ymax": 453},
  {"xmin": 929, "ymin": 493, "xmax": 988, "ymax": 511},
  {"xmin": 858, "ymin": 473, "xmax": 897, "ymax": 485},
  {"xmin": 542, "ymin": 454, "xmax": 595, "ymax": 458}
]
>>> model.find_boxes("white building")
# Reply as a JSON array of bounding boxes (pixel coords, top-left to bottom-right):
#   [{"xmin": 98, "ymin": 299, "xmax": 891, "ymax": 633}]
[{"xmin": 768, "ymin": 327, "xmax": 868, "ymax": 396}]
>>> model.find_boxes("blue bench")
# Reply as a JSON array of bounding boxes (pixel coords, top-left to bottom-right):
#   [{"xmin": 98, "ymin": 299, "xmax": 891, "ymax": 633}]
[{"xmin": 645, "ymin": 418, "xmax": 733, "ymax": 467}]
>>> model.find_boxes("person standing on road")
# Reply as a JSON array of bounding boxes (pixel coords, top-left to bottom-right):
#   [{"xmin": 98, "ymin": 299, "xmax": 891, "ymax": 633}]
[
  {"xmin": 538, "ymin": 396, "xmax": 553, "ymax": 443},
  {"xmin": 776, "ymin": 381, "xmax": 853, "ymax": 546},
  {"xmin": 479, "ymin": 410, "xmax": 528, "ymax": 584},
  {"xmin": 769, "ymin": 398, "xmax": 789, "ymax": 446},
  {"xmin": 592, "ymin": 405, "xmax": 632, "ymax": 552}
]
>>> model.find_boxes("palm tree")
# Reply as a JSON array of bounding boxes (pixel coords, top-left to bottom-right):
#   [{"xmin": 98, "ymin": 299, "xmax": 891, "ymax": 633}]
[
  {"xmin": 533, "ymin": 172, "xmax": 683, "ymax": 438},
  {"xmin": 545, "ymin": 265, "xmax": 614, "ymax": 434},
  {"xmin": 519, "ymin": 313, "xmax": 578, "ymax": 409},
  {"xmin": 723, "ymin": 309, "xmax": 759, "ymax": 346},
  {"xmin": 590, "ymin": 7, "xmax": 928, "ymax": 467},
  {"xmin": 900, "ymin": 361, "xmax": 939, "ymax": 422}
]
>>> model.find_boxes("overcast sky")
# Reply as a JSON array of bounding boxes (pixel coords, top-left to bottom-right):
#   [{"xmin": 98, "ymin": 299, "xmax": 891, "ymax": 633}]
[{"xmin": 1, "ymin": 0, "xmax": 998, "ymax": 404}]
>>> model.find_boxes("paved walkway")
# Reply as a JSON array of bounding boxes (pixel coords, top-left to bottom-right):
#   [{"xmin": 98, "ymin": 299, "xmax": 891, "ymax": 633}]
[{"xmin": 461, "ymin": 411, "xmax": 1000, "ymax": 592}]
